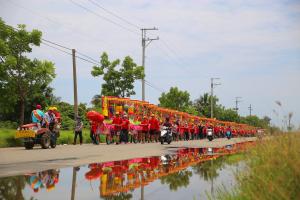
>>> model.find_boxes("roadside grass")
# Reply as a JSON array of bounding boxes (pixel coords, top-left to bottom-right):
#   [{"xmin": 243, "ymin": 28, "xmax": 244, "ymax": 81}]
[
  {"xmin": 215, "ymin": 132, "xmax": 300, "ymax": 200},
  {"xmin": 0, "ymin": 128, "xmax": 106, "ymax": 147}
]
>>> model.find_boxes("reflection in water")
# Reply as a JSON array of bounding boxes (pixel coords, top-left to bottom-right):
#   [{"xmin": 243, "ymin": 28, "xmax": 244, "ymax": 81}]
[
  {"xmin": 0, "ymin": 141, "xmax": 254, "ymax": 200},
  {"xmin": 0, "ymin": 176, "xmax": 26, "ymax": 200}
]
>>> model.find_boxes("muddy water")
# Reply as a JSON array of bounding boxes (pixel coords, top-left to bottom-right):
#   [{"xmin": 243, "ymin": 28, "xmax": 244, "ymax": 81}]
[{"xmin": 0, "ymin": 142, "xmax": 253, "ymax": 200}]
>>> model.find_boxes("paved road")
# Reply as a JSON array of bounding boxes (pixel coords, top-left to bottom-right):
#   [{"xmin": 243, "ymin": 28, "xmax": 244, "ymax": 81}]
[{"xmin": 0, "ymin": 137, "xmax": 256, "ymax": 177}]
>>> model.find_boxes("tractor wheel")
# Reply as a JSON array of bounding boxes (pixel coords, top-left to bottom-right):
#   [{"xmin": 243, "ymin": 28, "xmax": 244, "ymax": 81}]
[
  {"xmin": 41, "ymin": 132, "xmax": 51, "ymax": 149},
  {"xmin": 24, "ymin": 140, "xmax": 34, "ymax": 150}
]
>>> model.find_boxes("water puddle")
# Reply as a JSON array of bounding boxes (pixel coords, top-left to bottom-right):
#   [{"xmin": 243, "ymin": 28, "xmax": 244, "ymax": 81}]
[{"xmin": 0, "ymin": 142, "xmax": 254, "ymax": 200}]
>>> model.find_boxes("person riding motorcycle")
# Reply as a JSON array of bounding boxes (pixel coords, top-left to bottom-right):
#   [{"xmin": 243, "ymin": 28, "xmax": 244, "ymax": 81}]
[{"xmin": 31, "ymin": 104, "xmax": 45, "ymax": 129}]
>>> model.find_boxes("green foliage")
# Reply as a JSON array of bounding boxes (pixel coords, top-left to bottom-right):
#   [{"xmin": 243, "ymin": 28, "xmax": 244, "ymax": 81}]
[
  {"xmin": 54, "ymin": 101, "xmax": 89, "ymax": 130},
  {"xmin": 160, "ymin": 170, "xmax": 192, "ymax": 191},
  {"xmin": 91, "ymin": 52, "xmax": 144, "ymax": 97},
  {"xmin": 194, "ymin": 92, "xmax": 218, "ymax": 117},
  {"xmin": 216, "ymin": 133, "xmax": 300, "ymax": 200},
  {"xmin": 0, "ymin": 176, "xmax": 26, "ymax": 200},
  {"xmin": 159, "ymin": 87, "xmax": 191, "ymax": 111},
  {"xmin": 0, "ymin": 18, "xmax": 56, "ymax": 125},
  {"xmin": 0, "ymin": 121, "xmax": 18, "ymax": 129}
]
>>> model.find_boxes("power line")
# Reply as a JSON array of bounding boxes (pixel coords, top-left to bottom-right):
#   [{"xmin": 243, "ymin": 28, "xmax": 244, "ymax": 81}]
[
  {"xmin": 69, "ymin": 0, "xmax": 139, "ymax": 35},
  {"xmin": 41, "ymin": 42, "xmax": 72, "ymax": 55},
  {"xmin": 41, "ymin": 39, "xmax": 72, "ymax": 50},
  {"xmin": 6, "ymin": 0, "xmax": 113, "ymax": 48},
  {"xmin": 87, "ymin": 0, "xmax": 141, "ymax": 29}
]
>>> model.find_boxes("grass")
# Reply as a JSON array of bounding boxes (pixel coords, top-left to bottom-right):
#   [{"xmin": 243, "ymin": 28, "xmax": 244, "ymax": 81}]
[
  {"xmin": 216, "ymin": 132, "xmax": 300, "ymax": 200},
  {"xmin": 0, "ymin": 128, "xmax": 106, "ymax": 147}
]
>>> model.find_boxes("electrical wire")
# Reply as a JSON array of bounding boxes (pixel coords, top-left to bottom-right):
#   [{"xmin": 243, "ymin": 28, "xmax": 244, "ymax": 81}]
[
  {"xmin": 69, "ymin": 0, "xmax": 139, "ymax": 35},
  {"xmin": 87, "ymin": 0, "xmax": 141, "ymax": 29}
]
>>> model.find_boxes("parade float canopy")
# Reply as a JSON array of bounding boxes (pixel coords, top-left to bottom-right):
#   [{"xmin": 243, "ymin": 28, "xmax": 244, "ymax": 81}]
[{"xmin": 100, "ymin": 96, "xmax": 257, "ymax": 130}]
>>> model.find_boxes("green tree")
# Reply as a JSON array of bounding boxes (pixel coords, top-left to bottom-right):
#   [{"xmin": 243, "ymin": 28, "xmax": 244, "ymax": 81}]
[
  {"xmin": 217, "ymin": 107, "xmax": 240, "ymax": 123},
  {"xmin": 159, "ymin": 87, "xmax": 191, "ymax": 111},
  {"xmin": 0, "ymin": 18, "xmax": 56, "ymax": 125},
  {"xmin": 193, "ymin": 93, "xmax": 219, "ymax": 117},
  {"xmin": 160, "ymin": 170, "xmax": 192, "ymax": 191},
  {"xmin": 0, "ymin": 176, "xmax": 26, "ymax": 200},
  {"xmin": 91, "ymin": 52, "xmax": 144, "ymax": 97}
]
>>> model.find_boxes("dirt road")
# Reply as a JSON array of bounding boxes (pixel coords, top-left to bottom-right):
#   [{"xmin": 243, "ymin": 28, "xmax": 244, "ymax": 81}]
[{"xmin": 0, "ymin": 137, "xmax": 256, "ymax": 177}]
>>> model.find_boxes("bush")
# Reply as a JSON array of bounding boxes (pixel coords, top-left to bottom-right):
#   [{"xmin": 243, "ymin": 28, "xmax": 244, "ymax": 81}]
[{"xmin": 0, "ymin": 121, "xmax": 18, "ymax": 129}]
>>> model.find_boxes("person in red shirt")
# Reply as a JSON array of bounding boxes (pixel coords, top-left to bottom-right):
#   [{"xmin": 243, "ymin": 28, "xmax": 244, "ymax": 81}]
[
  {"xmin": 140, "ymin": 116, "xmax": 149, "ymax": 143},
  {"xmin": 89, "ymin": 120, "xmax": 98, "ymax": 144},
  {"xmin": 120, "ymin": 114, "xmax": 130, "ymax": 143},
  {"xmin": 149, "ymin": 114, "xmax": 159, "ymax": 142},
  {"xmin": 112, "ymin": 112, "xmax": 123, "ymax": 145}
]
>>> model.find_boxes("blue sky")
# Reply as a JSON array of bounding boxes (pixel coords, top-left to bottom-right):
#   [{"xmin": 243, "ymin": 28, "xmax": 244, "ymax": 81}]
[{"xmin": 1, "ymin": 0, "xmax": 300, "ymax": 128}]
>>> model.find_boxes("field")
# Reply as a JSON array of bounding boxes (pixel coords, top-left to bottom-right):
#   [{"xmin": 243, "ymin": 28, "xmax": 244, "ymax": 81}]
[{"xmin": 216, "ymin": 132, "xmax": 300, "ymax": 200}]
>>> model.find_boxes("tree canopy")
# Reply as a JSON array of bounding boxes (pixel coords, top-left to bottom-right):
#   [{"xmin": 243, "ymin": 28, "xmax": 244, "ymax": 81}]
[
  {"xmin": 0, "ymin": 18, "xmax": 56, "ymax": 125},
  {"xmin": 91, "ymin": 52, "xmax": 144, "ymax": 97},
  {"xmin": 159, "ymin": 87, "xmax": 191, "ymax": 112}
]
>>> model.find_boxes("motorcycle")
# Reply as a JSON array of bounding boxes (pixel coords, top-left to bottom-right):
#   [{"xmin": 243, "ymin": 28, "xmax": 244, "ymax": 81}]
[
  {"xmin": 207, "ymin": 128, "xmax": 213, "ymax": 141},
  {"xmin": 160, "ymin": 126, "xmax": 172, "ymax": 144},
  {"xmin": 226, "ymin": 130, "xmax": 232, "ymax": 140}
]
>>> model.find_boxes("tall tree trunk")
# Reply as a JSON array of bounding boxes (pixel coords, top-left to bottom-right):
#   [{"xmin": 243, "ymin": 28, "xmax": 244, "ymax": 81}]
[{"xmin": 19, "ymin": 97, "xmax": 25, "ymax": 126}]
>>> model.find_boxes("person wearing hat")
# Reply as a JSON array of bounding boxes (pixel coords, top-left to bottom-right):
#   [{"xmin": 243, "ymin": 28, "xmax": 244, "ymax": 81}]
[
  {"xmin": 140, "ymin": 116, "xmax": 149, "ymax": 143},
  {"xmin": 31, "ymin": 104, "xmax": 45, "ymax": 129},
  {"xmin": 44, "ymin": 107, "xmax": 56, "ymax": 131},
  {"xmin": 74, "ymin": 116, "xmax": 83, "ymax": 145},
  {"xmin": 112, "ymin": 112, "xmax": 122, "ymax": 144}
]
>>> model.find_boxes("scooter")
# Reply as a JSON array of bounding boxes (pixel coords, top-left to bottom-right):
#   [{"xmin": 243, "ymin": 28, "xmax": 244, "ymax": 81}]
[
  {"xmin": 226, "ymin": 131, "xmax": 232, "ymax": 140},
  {"xmin": 160, "ymin": 126, "xmax": 172, "ymax": 144},
  {"xmin": 207, "ymin": 128, "xmax": 213, "ymax": 141}
]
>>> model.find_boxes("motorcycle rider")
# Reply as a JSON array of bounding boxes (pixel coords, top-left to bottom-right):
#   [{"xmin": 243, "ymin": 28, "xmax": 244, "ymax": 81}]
[
  {"xmin": 31, "ymin": 104, "xmax": 45, "ymax": 129},
  {"xmin": 163, "ymin": 117, "xmax": 172, "ymax": 128}
]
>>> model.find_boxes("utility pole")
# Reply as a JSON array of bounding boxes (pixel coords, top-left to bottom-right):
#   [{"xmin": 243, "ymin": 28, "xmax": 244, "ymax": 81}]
[
  {"xmin": 141, "ymin": 27, "xmax": 159, "ymax": 101},
  {"xmin": 248, "ymin": 104, "xmax": 253, "ymax": 116},
  {"xmin": 234, "ymin": 97, "xmax": 242, "ymax": 114},
  {"xmin": 72, "ymin": 49, "xmax": 78, "ymax": 118},
  {"xmin": 210, "ymin": 78, "xmax": 221, "ymax": 118},
  {"xmin": 71, "ymin": 49, "xmax": 78, "ymax": 200}
]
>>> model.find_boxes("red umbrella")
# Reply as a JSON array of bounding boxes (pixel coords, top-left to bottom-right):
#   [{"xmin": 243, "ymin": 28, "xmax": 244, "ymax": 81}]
[{"xmin": 86, "ymin": 111, "xmax": 104, "ymax": 122}]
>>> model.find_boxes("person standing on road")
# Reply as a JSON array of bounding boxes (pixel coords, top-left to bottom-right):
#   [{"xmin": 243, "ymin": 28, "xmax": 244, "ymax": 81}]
[
  {"xmin": 73, "ymin": 116, "xmax": 83, "ymax": 145},
  {"xmin": 89, "ymin": 120, "xmax": 97, "ymax": 144},
  {"xmin": 121, "ymin": 114, "xmax": 130, "ymax": 143},
  {"xmin": 140, "ymin": 116, "xmax": 149, "ymax": 143},
  {"xmin": 149, "ymin": 114, "xmax": 159, "ymax": 142},
  {"xmin": 112, "ymin": 112, "xmax": 122, "ymax": 145}
]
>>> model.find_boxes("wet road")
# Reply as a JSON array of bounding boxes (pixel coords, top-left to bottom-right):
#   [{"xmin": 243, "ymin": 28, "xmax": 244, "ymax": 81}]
[{"xmin": 0, "ymin": 137, "xmax": 255, "ymax": 177}]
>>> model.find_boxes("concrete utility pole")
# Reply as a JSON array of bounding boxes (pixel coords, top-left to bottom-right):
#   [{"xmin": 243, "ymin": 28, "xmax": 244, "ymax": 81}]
[
  {"xmin": 71, "ymin": 49, "xmax": 79, "ymax": 200},
  {"xmin": 141, "ymin": 27, "xmax": 159, "ymax": 101},
  {"xmin": 234, "ymin": 97, "xmax": 242, "ymax": 114},
  {"xmin": 72, "ymin": 49, "xmax": 78, "ymax": 119},
  {"xmin": 248, "ymin": 104, "xmax": 253, "ymax": 116},
  {"xmin": 210, "ymin": 78, "xmax": 221, "ymax": 118}
]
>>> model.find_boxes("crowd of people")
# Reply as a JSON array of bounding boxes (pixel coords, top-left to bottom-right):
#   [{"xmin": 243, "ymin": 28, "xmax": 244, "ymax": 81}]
[
  {"xmin": 88, "ymin": 111, "xmax": 257, "ymax": 145},
  {"xmin": 30, "ymin": 105, "xmax": 257, "ymax": 146}
]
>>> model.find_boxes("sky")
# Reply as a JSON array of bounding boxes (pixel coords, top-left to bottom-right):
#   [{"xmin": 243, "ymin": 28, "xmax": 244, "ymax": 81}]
[{"xmin": 1, "ymin": 0, "xmax": 300, "ymax": 128}]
